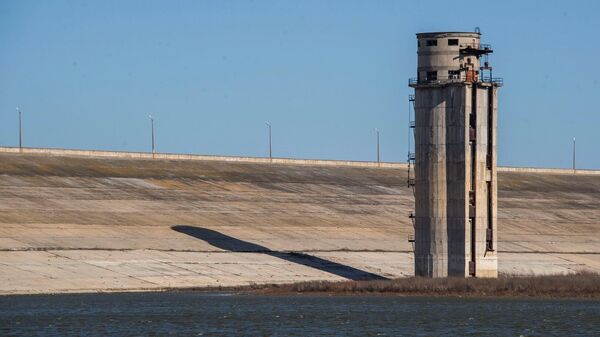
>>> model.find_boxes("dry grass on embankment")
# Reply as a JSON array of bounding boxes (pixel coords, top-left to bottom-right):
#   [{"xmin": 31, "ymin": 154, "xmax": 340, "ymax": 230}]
[{"xmin": 236, "ymin": 272, "xmax": 600, "ymax": 298}]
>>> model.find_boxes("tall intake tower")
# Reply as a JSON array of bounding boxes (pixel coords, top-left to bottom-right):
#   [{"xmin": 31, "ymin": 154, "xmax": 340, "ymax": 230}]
[{"xmin": 408, "ymin": 31, "xmax": 502, "ymax": 277}]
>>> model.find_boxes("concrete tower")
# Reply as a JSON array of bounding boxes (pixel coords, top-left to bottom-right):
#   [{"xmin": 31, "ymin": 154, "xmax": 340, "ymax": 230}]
[{"xmin": 408, "ymin": 31, "xmax": 502, "ymax": 277}]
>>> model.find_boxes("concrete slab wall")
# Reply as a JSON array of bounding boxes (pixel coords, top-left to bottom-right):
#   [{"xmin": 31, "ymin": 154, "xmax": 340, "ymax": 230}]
[
  {"xmin": 414, "ymin": 85, "xmax": 465, "ymax": 276},
  {"xmin": 470, "ymin": 84, "xmax": 498, "ymax": 277},
  {"xmin": 414, "ymin": 82, "xmax": 499, "ymax": 278},
  {"xmin": 0, "ymin": 153, "xmax": 598, "ymax": 294}
]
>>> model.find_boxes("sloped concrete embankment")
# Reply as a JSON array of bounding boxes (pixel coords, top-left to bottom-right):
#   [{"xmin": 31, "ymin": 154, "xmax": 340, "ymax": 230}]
[{"xmin": 0, "ymin": 148, "xmax": 599, "ymax": 294}]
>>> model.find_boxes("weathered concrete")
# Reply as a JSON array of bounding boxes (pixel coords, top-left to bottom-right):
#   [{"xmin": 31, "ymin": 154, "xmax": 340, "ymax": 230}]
[
  {"xmin": 416, "ymin": 31, "xmax": 481, "ymax": 82},
  {"xmin": 411, "ymin": 31, "xmax": 500, "ymax": 277},
  {"xmin": 0, "ymin": 151, "xmax": 599, "ymax": 294}
]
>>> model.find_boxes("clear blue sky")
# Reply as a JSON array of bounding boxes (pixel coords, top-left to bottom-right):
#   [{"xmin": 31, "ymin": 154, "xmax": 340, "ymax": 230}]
[{"xmin": 1, "ymin": 0, "xmax": 599, "ymax": 168}]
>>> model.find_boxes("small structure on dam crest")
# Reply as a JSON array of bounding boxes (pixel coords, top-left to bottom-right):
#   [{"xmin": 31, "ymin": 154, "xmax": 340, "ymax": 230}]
[{"xmin": 408, "ymin": 30, "xmax": 502, "ymax": 277}]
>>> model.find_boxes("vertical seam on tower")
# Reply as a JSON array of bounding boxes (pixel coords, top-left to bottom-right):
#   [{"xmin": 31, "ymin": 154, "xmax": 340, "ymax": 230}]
[
  {"xmin": 486, "ymin": 86, "xmax": 494, "ymax": 252},
  {"xmin": 469, "ymin": 84, "xmax": 477, "ymax": 276}
]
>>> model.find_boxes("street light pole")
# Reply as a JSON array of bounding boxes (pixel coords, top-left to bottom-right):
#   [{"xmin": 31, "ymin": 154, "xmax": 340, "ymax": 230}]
[
  {"xmin": 573, "ymin": 137, "xmax": 576, "ymax": 174},
  {"xmin": 266, "ymin": 122, "xmax": 272, "ymax": 161},
  {"xmin": 17, "ymin": 107, "xmax": 22, "ymax": 151},
  {"xmin": 149, "ymin": 115, "xmax": 155, "ymax": 155},
  {"xmin": 375, "ymin": 128, "xmax": 380, "ymax": 164}
]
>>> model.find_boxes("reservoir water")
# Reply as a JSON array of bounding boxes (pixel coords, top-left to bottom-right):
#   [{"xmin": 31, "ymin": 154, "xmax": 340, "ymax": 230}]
[{"xmin": 1, "ymin": 292, "xmax": 599, "ymax": 336}]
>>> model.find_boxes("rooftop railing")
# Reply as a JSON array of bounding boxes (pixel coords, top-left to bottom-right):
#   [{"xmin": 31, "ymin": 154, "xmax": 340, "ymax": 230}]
[
  {"xmin": 459, "ymin": 43, "xmax": 492, "ymax": 50},
  {"xmin": 481, "ymin": 77, "xmax": 503, "ymax": 86},
  {"xmin": 408, "ymin": 75, "xmax": 503, "ymax": 86}
]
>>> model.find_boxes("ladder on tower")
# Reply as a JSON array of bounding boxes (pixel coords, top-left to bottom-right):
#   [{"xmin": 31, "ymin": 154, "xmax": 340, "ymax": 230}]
[
  {"xmin": 407, "ymin": 94, "xmax": 416, "ymax": 192},
  {"xmin": 407, "ymin": 94, "xmax": 416, "ymax": 252}
]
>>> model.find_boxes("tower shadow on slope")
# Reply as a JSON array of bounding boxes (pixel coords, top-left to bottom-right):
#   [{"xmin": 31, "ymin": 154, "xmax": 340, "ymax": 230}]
[{"xmin": 171, "ymin": 225, "xmax": 387, "ymax": 281}]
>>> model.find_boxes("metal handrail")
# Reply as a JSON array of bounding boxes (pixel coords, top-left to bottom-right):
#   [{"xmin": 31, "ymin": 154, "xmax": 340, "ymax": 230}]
[
  {"xmin": 460, "ymin": 43, "xmax": 492, "ymax": 50},
  {"xmin": 408, "ymin": 78, "xmax": 420, "ymax": 85},
  {"xmin": 409, "ymin": 76, "xmax": 503, "ymax": 86},
  {"xmin": 481, "ymin": 77, "xmax": 503, "ymax": 86},
  {"xmin": 408, "ymin": 76, "xmax": 467, "ymax": 85}
]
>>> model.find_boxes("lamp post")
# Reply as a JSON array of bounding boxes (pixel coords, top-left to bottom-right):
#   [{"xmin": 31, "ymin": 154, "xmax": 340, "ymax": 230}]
[
  {"xmin": 16, "ymin": 107, "xmax": 22, "ymax": 151},
  {"xmin": 375, "ymin": 128, "xmax": 380, "ymax": 164},
  {"xmin": 266, "ymin": 122, "xmax": 272, "ymax": 161},
  {"xmin": 149, "ymin": 115, "xmax": 155, "ymax": 155},
  {"xmin": 573, "ymin": 137, "xmax": 576, "ymax": 174}
]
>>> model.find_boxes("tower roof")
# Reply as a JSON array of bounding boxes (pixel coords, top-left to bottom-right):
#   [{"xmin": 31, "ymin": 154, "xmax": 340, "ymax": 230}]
[{"xmin": 416, "ymin": 32, "xmax": 480, "ymax": 39}]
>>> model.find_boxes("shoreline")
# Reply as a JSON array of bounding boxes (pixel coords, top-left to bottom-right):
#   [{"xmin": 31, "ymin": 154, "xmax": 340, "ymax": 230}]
[
  {"xmin": 217, "ymin": 273, "xmax": 600, "ymax": 299},
  {"xmin": 3, "ymin": 273, "xmax": 599, "ymax": 299}
]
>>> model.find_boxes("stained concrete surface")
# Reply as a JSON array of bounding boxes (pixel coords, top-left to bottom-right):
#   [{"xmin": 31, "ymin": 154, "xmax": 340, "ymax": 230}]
[{"xmin": 0, "ymin": 152, "xmax": 599, "ymax": 294}]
